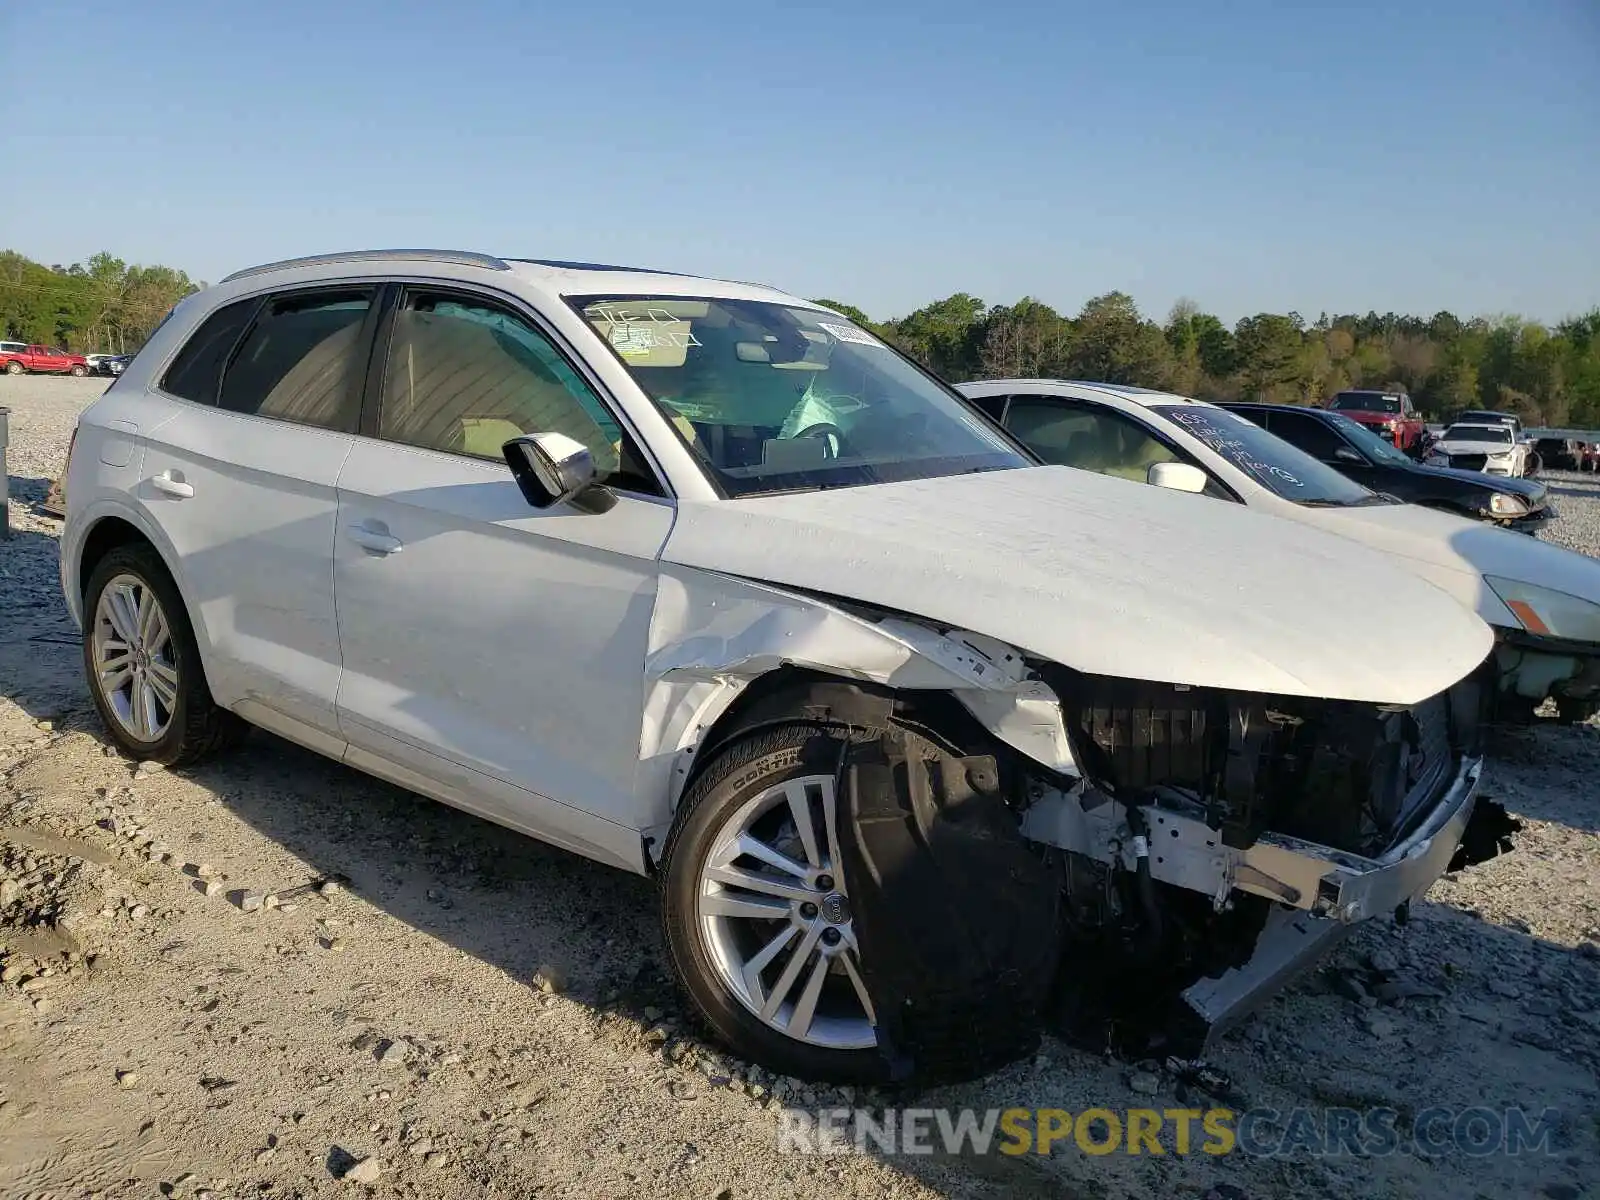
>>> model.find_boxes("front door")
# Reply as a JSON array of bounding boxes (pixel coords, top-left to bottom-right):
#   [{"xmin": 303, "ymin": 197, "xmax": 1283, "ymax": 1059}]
[{"xmin": 332, "ymin": 286, "xmax": 673, "ymax": 863}]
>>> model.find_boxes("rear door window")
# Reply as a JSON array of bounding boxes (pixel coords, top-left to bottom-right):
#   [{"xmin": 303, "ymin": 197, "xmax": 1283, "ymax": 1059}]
[
  {"xmin": 1264, "ymin": 410, "xmax": 1347, "ymax": 460},
  {"xmin": 215, "ymin": 289, "xmax": 374, "ymax": 432}
]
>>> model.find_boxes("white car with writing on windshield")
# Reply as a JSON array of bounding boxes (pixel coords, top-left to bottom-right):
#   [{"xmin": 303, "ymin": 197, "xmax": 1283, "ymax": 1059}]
[
  {"xmin": 60, "ymin": 252, "xmax": 1497, "ymax": 1086},
  {"xmin": 959, "ymin": 380, "xmax": 1600, "ymax": 725}
]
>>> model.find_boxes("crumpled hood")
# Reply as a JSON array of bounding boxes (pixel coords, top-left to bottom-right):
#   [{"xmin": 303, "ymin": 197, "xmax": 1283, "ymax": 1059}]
[
  {"xmin": 1294, "ymin": 502, "xmax": 1600, "ymax": 632},
  {"xmin": 663, "ymin": 466, "xmax": 1493, "ymax": 705}
]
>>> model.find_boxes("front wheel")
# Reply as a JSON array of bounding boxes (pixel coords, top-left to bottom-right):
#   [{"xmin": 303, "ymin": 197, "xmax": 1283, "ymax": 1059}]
[
  {"xmin": 82, "ymin": 543, "xmax": 247, "ymax": 765},
  {"xmin": 661, "ymin": 724, "xmax": 885, "ymax": 1084},
  {"xmin": 70, "ymin": 364, "xmax": 87, "ymax": 377}
]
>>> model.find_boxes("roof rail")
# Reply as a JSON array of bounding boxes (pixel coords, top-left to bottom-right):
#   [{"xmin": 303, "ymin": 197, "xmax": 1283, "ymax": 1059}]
[{"xmin": 221, "ymin": 249, "xmax": 511, "ymax": 283}]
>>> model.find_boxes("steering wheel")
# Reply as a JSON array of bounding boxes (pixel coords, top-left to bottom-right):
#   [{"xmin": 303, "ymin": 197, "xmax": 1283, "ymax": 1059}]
[{"xmin": 794, "ymin": 422, "xmax": 846, "ymax": 459}]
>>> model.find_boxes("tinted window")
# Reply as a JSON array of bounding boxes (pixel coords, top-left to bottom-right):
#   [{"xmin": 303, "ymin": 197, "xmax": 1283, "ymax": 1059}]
[
  {"xmin": 966, "ymin": 393, "xmax": 1008, "ymax": 421},
  {"xmin": 379, "ymin": 291, "xmax": 656, "ymax": 491},
  {"xmin": 1323, "ymin": 411, "xmax": 1411, "ymax": 465},
  {"xmin": 162, "ymin": 298, "xmax": 259, "ymax": 403},
  {"xmin": 1264, "ymin": 409, "xmax": 1348, "ymax": 460},
  {"xmin": 1329, "ymin": 391, "xmax": 1403, "ymax": 414},
  {"xmin": 1006, "ymin": 398, "xmax": 1182, "ymax": 482},
  {"xmin": 216, "ymin": 289, "xmax": 372, "ymax": 431},
  {"xmin": 1443, "ymin": 424, "xmax": 1513, "ymax": 444}
]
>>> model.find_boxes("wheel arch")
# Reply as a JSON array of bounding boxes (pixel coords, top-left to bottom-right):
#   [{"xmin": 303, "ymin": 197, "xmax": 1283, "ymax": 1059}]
[
  {"xmin": 634, "ymin": 565, "xmax": 1079, "ymax": 866},
  {"xmin": 73, "ymin": 510, "xmax": 224, "ymax": 696}
]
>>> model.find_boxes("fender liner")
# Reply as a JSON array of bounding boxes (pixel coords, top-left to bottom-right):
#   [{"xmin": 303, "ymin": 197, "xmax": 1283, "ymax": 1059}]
[{"xmin": 839, "ymin": 725, "xmax": 1061, "ymax": 1084}]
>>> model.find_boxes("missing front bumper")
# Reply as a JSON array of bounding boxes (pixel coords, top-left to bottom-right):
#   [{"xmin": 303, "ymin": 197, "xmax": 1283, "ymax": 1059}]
[{"xmin": 1022, "ymin": 755, "xmax": 1483, "ymax": 923}]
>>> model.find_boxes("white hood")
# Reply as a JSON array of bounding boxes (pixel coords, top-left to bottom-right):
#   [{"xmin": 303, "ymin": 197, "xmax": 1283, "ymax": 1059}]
[
  {"xmin": 663, "ymin": 466, "xmax": 1493, "ymax": 705},
  {"xmin": 1294, "ymin": 502, "xmax": 1600, "ymax": 630}
]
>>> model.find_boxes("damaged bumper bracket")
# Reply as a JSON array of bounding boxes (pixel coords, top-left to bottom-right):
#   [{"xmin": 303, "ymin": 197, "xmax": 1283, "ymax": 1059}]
[{"xmin": 1024, "ymin": 755, "xmax": 1484, "ymax": 924}]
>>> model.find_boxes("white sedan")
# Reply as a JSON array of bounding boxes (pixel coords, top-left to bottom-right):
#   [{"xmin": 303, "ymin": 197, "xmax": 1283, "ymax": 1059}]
[
  {"xmin": 960, "ymin": 380, "xmax": 1600, "ymax": 723},
  {"xmin": 1425, "ymin": 421, "xmax": 1530, "ymax": 477},
  {"xmin": 60, "ymin": 253, "xmax": 1496, "ymax": 1084}
]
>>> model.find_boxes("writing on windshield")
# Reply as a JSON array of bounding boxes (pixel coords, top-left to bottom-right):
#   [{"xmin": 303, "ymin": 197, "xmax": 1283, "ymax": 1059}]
[{"xmin": 1153, "ymin": 405, "xmax": 1375, "ymax": 505}]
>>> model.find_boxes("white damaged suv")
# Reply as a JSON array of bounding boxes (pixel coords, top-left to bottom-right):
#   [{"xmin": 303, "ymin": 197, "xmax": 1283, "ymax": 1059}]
[{"xmin": 62, "ymin": 250, "xmax": 1498, "ymax": 1083}]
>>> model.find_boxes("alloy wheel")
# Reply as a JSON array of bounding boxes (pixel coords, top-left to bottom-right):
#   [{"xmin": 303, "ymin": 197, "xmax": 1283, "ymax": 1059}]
[
  {"xmin": 696, "ymin": 774, "xmax": 877, "ymax": 1050},
  {"xmin": 92, "ymin": 573, "xmax": 178, "ymax": 742}
]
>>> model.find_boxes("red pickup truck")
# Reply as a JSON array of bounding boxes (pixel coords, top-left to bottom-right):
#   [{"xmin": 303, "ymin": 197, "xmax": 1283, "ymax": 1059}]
[
  {"xmin": 1324, "ymin": 389, "xmax": 1425, "ymax": 454},
  {"xmin": 1, "ymin": 344, "xmax": 89, "ymax": 377}
]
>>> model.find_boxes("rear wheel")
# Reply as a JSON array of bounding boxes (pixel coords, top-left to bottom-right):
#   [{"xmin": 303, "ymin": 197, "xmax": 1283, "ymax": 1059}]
[
  {"xmin": 4, "ymin": 361, "xmax": 22, "ymax": 375},
  {"xmin": 82, "ymin": 544, "xmax": 246, "ymax": 765},
  {"xmin": 661, "ymin": 724, "xmax": 885, "ymax": 1083}
]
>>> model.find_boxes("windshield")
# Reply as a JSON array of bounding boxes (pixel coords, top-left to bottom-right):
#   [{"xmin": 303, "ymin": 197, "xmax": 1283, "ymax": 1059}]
[
  {"xmin": 1329, "ymin": 391, "xmax": 1403, "ymax": 414},
  {"xmin": 1324, "ymin": 411, "xmax": 1412, "ymax": 465},
  {"xmin": 571, "ymin": 295, "xmax": 1027, "ymax": 496},
  {"xmin": 1443, "ymin": 425, "xmax": 1512, "ymax": 444},
  {"xmin": 1152, "ymin": 405, "xmax": 1382, "ymax": 505}
]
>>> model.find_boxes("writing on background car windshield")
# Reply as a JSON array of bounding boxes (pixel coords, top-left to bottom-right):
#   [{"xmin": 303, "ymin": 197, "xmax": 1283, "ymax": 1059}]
[{"xmin": 1165, "ymin": 409, "xmax": 1303, "ymax": 489}]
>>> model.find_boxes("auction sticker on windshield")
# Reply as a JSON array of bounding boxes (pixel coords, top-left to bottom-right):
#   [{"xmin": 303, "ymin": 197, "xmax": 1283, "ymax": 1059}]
[{"xmin": 818, "ymin": 321, "xmax": 883, "ymax": 347}]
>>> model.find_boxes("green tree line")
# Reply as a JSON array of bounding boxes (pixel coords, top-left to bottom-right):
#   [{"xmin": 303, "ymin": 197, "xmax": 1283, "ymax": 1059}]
[
  {"xmin": 0, "ymin": 250, "xmax": 200, "ymax": 355},
  {"xmin": 6, "ymin": 248, "xmax": 1594, "ymax": 428},
  {"xmin": 816, "ymin": 291, "xmax": 1600, "ymax": 428}
]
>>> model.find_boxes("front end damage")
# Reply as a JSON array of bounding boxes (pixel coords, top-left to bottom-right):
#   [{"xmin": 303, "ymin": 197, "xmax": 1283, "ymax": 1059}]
[
  {"xmin": 643, "ymin": 570, "xmax": 1516, "ymax": 1081},
  {"xmin": 1014, "ymin": 668, "xmax": 1515, "ymax": 1057},
  {"xmin": 818, "ymin": 663, "xmax": 1516, "ymax": 1081}
]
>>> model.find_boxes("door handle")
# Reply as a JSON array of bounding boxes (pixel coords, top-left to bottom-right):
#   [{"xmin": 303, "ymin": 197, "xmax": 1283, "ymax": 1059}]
[
  {"xmin": 346, "ymin": 523, "xmax": 403, "ymax": 555},
  {"xmin": 150, "ymin": 472, "xmax": 195, "ymax": 499}
]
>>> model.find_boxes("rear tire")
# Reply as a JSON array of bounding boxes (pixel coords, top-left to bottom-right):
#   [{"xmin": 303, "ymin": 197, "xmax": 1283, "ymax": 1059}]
[
  {"xmin": 82, "ymin": 543, "xmax": 247, "ymax": 766},
  {"xmin": 4, "ymin": 361, "xmax": 22, "ymax": 375}
]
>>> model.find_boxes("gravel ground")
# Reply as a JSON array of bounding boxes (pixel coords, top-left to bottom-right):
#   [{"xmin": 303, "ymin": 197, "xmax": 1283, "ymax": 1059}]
[{"xmin": 1, "ymin": 374, "xmax": 1598, "ymax": 1200}]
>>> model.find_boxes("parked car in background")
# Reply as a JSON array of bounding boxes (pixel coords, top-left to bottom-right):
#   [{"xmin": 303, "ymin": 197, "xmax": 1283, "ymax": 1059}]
[
  {"xmin": 1426, "ymin": 422, "xmax": 1531, "ymax": 477},
  {"xmin": 960, "ymin": 379, "xmax": 1600, "ymax": 725},
  {"xmin": 1582, "ymin": 442, "xmax": 1600, "ymax": 473},
  {"xmin": 84, "ymin": 353, "xmax": 133, "ymax": 376},
  {"xmin": 1, "ymin": 343, "xmax": 89, "ymax": 376},
  {"xmin": 1221, "ymin": 403, "xmax": 1553, "ymax": 534},
  {"xmin": 0, "ymin": 340, "xmax": 27, "ymax": 358},
  {"xmin": 1534, "ymin": 437, "xmax": 1581, "ymax": 471},
  {"xmin": 58, "ymin": 249, "xmax": 1500, "ymax": 1083},
  {"xmin": 1325, "ymin": 389, "xmax": 1425, "ymax": 454}
]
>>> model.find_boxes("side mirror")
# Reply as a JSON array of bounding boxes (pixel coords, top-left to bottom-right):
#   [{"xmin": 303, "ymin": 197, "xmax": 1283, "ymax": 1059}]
[
  {"xmin": 1333, "ymin": 446, "xmax": 1363, "ymax": 464},
  {"xmin": 503, "ymin": 432, "xmax": 596, "ymax": 509},
  {"xmin": 1147, "ymin": 461, "xmax": 1209, "ymax": 494}
]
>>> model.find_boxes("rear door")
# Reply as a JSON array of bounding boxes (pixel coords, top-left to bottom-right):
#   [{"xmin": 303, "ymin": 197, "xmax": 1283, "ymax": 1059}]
[
  {"xmin": 138, "ymin": 284, "xmax": 383, "ymax": 742},
  {"xmin": 331, "ymin": 284, "xmax": 673, "ymax": 859}
]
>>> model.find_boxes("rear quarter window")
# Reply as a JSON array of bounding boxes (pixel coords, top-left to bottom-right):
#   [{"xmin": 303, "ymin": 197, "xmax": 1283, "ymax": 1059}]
[{"xmin": 161, "ymin": 298, "xmax": 261, "ymax": 404}]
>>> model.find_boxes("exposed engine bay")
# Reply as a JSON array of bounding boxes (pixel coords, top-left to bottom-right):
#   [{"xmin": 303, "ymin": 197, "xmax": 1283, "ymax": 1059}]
[{"xmin": 821, "ymin": 667, "xmax": 1520, "ymax": 1084}]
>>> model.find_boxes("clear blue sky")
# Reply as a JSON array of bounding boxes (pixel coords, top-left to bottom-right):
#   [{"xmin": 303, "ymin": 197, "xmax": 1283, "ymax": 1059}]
[{"xmin": 2, "ymin": 0, "xmax": 1596, "ymax": 325}]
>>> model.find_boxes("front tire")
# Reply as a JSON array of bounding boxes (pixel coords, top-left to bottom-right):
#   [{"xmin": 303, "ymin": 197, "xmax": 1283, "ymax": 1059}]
[
  {"xmin": 661, "ymin": 723, "xmax": 887, "ymax": 1084},
  {"xmin": 82, "ymin": 543, "xmax": 246, "ymax": 765},
  {"xmin": 70, "ymin": 364, "xmax": 87, "ymax": 377}
]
